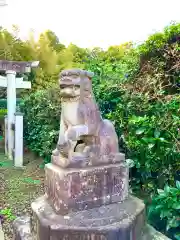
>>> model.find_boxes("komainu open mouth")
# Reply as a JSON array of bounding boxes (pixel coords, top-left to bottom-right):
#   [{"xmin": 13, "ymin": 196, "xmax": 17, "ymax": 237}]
[{"xmin": 61, "ymin": 96, "xmax": 80, "ymax": 102}]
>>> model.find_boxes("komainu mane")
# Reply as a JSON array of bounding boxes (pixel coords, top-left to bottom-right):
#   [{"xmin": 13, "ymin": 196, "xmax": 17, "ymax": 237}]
[{"xmin": 52, "ymin": 69, "xmax": 124, "ymax": 168}]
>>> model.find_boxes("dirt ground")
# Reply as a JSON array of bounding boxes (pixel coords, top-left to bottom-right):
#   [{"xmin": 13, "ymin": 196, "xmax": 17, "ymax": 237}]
[{"xmin": 0, "ymin": 151, "xmax": 45, "ymax": 240}]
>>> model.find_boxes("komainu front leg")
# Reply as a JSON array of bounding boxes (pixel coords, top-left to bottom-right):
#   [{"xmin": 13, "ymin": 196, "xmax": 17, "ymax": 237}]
[
  {"xmin": 52, "ymin": 116, "xmax": 67, "ymax": 156},
  {"xmin": 52, "ymin": 139, "xmax": 81, "ymax": 168},
  {"xmin": 52, "ymin": 141, "xmax": 71, "ymax": 168}
]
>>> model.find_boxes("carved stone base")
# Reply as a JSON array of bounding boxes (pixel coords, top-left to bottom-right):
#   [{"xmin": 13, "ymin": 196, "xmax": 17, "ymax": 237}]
[
  {"xmin": 30, "ymin": 195, "xmax": 145, "ymax": 240},
  {"xmin": 45, "ymin": 163, "xmax": 129, "ymax": 215},
  {"xmin": 13, "ymin": 216, "xmax": 171, "ymax": 240}
]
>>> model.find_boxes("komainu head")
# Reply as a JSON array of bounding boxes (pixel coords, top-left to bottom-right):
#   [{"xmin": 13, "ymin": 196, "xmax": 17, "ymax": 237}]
[{"xmin": 59, "ymin": 69, "xmax": 94, "ymax": 99}]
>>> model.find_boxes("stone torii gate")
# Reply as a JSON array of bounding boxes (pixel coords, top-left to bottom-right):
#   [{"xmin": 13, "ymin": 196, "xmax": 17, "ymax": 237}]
[{"xmin": 0, "ymin": 60, "xmax": 39, "ymax": 166}]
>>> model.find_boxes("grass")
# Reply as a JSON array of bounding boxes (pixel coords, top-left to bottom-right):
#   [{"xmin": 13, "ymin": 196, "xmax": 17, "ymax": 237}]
[{"xmin": 0, "ymin": 150, "xmax": 45, "ymax": 239}]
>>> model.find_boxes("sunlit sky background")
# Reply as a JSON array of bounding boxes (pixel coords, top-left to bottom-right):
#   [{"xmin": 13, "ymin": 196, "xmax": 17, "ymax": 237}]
[{"xmin": 0, "ymin": 0, "xmax": 180, "ymax": 49}]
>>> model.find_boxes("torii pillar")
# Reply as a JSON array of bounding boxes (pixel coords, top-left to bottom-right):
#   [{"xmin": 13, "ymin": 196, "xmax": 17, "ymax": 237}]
[{"xmin": 0, "ymin": 60, "xmax": 39, "ymax": 161}]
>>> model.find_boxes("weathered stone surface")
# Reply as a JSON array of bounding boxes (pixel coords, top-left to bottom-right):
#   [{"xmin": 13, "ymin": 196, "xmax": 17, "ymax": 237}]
[
  {"xmin": 52, "ymin": 152, "xmax": 125, "ymax": 168},
  {"xmin": 13, "ymin": 216, "xmax": 171, "ymax": 240},
  {"xmin": 31, "ymin": 195, "xmax": 145, "ymax": 240},
  {"xmin": 0, "ymin": 60, "xmax": 32, "ymax": 73},
  {"xmin": 13, "ymin": 216, "xmax": 33, "ymax": 240},
  {"xmin": 60, "ymin": 68, "xmax": 94, "ymax": 78},
  {"xmin": 52, "ymin": 68, "xmax": 123, "ymax": 168},
  {"xmin": 45, "ymin": 162, "xmax": 129, "ymax": 215}
]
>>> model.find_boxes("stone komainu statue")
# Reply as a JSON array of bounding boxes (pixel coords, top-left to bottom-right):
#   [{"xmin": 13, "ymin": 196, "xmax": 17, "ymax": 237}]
[
  {"xmin": 52, "ymin": 69, "xmax": 125, "ymax": 168},
  {"xmin": 12, "ymin": 69, "xmax": 145, "ymax": 240}
]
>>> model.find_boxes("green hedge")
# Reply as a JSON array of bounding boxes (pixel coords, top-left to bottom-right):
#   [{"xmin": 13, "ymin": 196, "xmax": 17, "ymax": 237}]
[{"xmin": 20, "ymin": 88, "xmax": 61, "ymax": 163}]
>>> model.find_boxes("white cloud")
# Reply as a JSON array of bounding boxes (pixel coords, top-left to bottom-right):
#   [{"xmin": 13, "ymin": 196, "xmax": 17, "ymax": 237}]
[{"xmin": 0, "ymin": 0, "xmax": 179, "ymax": 48}]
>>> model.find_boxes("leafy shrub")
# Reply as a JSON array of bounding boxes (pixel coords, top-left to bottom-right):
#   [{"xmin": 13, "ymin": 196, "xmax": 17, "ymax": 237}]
[
  {"xmin": 85, "ymin": 23, "xmax": 180, "ymax": 195},
  {"xmin": 88, "ymin": 63, "xmax": 180, "ymax": 196},
  {"xmin": 20, "ymin": 87, "xmax": 61, "ymax": 163},
  {"xmin": 148, "ymin": 181, "xmax": 180, "ymax": 240}
]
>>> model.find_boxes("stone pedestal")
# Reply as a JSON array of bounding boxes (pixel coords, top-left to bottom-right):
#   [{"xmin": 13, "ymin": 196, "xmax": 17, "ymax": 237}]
[
  {"xmin": 13, "ymin": 217, "xmax": 171, "ymax": 240},
  {"xmin": 27, "ymin": 162, "xmax": 145, "ymax": 240},
  {"xmin": 30, "ymin": 195, "xmax": 145, "ymax": 240},
  {"xmin": 13, "ymin": 162, "xmax": 147, "ymax": 240},
  {"xmin": 45, "ymin": 163, "xmax": 129, "ymax": 215}
]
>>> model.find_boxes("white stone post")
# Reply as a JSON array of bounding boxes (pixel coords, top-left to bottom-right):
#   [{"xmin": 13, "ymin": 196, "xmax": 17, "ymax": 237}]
[
  {"xmin": 4, "ymin": 115, "xmax": 7, "ymax": 154},
  {"xmin": 14, "ymin": 112, "xmax": 24, "ymax": 167},
  {"xmin": 6, "ymin": 70, "xmax": 16, "ymax": 160}
]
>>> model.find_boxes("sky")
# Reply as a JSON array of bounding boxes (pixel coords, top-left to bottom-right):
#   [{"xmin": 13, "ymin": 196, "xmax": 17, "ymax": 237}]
[{"xmin": 0, "ymin": 0, "xmax": 180, "ymax": 49}]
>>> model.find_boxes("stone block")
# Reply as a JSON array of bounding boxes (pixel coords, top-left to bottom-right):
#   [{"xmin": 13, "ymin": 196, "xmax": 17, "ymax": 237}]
[
  {"xmin": 45, "ymin": 162, "xmax": 129, "ymax": 215},
  {"xmin": 31, "ymin": 195, "xmax": 145, "ymax": 240}
]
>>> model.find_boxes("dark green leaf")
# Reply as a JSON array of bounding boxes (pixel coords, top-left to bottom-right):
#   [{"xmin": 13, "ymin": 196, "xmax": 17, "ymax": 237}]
[
  {"xmin": 154, "ymin": 129, "xmax": 160, "ymax": 138},
  {"xmin": 158, "ymin": 138, "xmax": 169, "ymax": 143},
  {"xmin": 142, "ymin": 137, "xmax": 155, "ymax": 143},
  {"xmin": 148, "ymin": 205, "xmax": 155, "ymax": 215},
  {"xmin": 148, "ymin": 143, "xmax": 155, "ymax": 149},
  {"xmin": 157, "ymin": 189, "xmax": 165, "ymax": 195},
  {"xmin": 136, "ymin": 162, "xmax": 141, "ymax": 168},
  {"xmin": 135, "ymin": 127, "xmax": 146, "ymax": 135},
  {"xmin": 169, "ymin": 187, "xmax": 179, "ymax": 194},
  {"xmin": 176, "ymin": 181, "xmax": 180, "ymax": 190},
  {"xmin": 172, "ymin": 203, "xmax": 180, "ymax": 210},
  {"xmin": 160, "ymin": 210, "xmax": 172, "ymax": 219},
  {"xmin": 126, "ymin": 159, "xmax": 135, "ymax": 168},
  {"xmin": 155, "ymin": 205, "xmax": 163, "ymax": 210},
  {"xmin": 167, "ymin": 217, "xmax": 180, "ymax": 230},
  {"xmin": 164, "ymin": 185, "xmax": 170, "ymax": 194}
]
